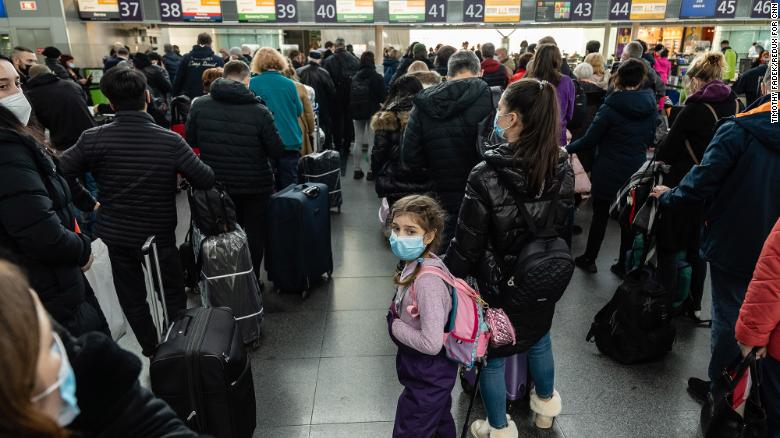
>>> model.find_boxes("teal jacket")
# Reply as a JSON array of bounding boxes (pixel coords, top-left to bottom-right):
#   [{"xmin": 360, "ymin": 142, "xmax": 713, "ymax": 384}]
[{"xmin": 249, "ymin": 71, "xmax": 303, "ymax": 150}]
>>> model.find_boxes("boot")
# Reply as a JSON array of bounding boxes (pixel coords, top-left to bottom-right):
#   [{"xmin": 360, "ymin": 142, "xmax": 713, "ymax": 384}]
[
  {"xmin": 489, "ymin": 420, "xmax": 518, "ymax": 438},
  {"xmin": 470, "ymin": 415, "xmax": 514, "ymax": 438},
  {"xmin": 530, "ymin": 388, "xmax": 561, "ymax": 429}
]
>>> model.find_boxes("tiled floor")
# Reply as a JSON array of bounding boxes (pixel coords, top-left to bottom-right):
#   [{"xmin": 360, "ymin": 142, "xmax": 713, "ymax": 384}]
[{"xmin": 122, "ymin": 157, "xmax": 712, "ymax": 438}]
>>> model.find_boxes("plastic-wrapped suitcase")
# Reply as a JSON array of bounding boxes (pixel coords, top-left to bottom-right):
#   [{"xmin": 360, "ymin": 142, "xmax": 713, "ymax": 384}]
[
  {"xmin": 150, "ymin": 306, "xmax": 256, "ymax": 438},
  {"xmin": 197, "ymin": 225, "xmax": 264, "ymax": 345},
  {"xmin": 266, "ymin": 183, "xmax": 333, "ymax": 298},
  {"xmin": 299, "ymin": 150, "xmax": 342, "ymax": 212},
  {"xmin": 460, "ymin": 353, "xmax": 529, "ymax": 408}
]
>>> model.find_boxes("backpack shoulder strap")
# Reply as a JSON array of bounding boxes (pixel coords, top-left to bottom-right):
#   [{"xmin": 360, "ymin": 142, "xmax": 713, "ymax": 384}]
[
  {"xmin": 409, "ymin": 265, "xmax": 475, "ymax": 307},
  {"xmin": 685, "ymin": 139, "xmax": 701, "ymax": 165},
  {"xmin": 701, "ymin": 102, "xmax": 719, "ymax": 123}
]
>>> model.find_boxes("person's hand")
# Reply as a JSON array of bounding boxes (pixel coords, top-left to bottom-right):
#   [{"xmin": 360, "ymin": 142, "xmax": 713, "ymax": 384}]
[
  {"xmin": 81, "ymin": 254, "xmax": 94, "ymax": 272},
  {"xmin": 739, "ymin": 342, "xmax": 767, "ymax": 359},
  {"xmin": 93, "ymin": 201, "xmax": 101, "ymax": 212},
  {"xmin": 650, "ymin": 185, "xmax": 671, "ymax": 198}
]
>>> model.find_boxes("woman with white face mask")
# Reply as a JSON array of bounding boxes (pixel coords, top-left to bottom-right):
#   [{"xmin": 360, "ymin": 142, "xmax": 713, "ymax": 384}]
[
  {"xmin": 0, "ymin": 55, "xmax": 110, "ymax": 337},
  {"xmin": 0, "ymin": 260, "xmax": 201, "ymax": 437}
]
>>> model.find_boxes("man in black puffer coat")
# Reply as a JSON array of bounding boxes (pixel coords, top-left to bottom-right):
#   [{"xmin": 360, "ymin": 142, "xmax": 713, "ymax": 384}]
[
  {"xmin": 60, "ymin": 66, "xmax": 215, "ymax": 358},
  {"xmin": 298, "ymin": 51, "xmax": 336, "ymax": 149},
  {"xmin": 172, "ymin": 33, "xmax": 224, "ymax": 99},
  {"xmin": 322, "ymin": 38, "xmax": 359, "ymax": 165},
  {"xmin": 186, "ymin": 61, "xmax": 284, "ymax": 276},
  {"xmin": 401, "ymin": 50, "xmax": 494, "ymax": 244},
  {"xmin": 25, "ymin": 64, "xmax": 96, "ymax": 151}
]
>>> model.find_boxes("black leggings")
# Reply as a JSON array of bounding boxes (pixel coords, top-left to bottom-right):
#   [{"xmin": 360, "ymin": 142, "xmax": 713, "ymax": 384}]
[{"xmin": 584, "ymin": 198, "xmax": 634, "ymax": 263}]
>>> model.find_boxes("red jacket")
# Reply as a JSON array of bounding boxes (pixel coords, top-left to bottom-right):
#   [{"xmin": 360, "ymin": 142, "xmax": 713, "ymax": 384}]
[{"xmin": 736, "ymin": 218, "xmax": 780, "ymax": 360}]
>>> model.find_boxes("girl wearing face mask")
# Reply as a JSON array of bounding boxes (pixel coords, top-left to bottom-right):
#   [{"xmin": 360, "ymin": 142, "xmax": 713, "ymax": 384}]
[
  {"xmin": 0, "ymin": 55, "xmax": 109, "ymax": 337},
  {"xmin": 386, "ymin": 195, "xmax": 458, "ymax": 438},
  {"xmin": 0, "ymin": 260, "xmax": 202, "ymax": 437},
  {"xmin": 446, "ymin": 79, "xmax": 574, "ymax": 437}
]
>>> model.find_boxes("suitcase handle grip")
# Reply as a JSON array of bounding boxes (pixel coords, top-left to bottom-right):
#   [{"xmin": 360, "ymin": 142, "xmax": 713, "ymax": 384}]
[
  {"xmin": 142, "ymin": 236, "xmax": 157, "ymax": 255},
  {"xmin": 301, "ymin": 185, "xmax": 320, "ymax": 198}
]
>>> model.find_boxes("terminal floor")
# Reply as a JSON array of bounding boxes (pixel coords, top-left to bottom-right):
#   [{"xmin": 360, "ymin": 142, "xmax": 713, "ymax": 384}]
[{"xmin": 121, "ymin": 156, "xmax": 712, "ymax": 438}]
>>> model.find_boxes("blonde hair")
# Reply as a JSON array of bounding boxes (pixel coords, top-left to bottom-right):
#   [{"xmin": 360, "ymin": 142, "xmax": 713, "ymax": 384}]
[
  {"xmin": 584, "ymin": 53, "xmax": 605, "ymax": 77},
  {"xmin": 688, "ymin": 51, "xmax": 725, "ymax": 83},
  {"xmin": 251, "ymin": 47, "xmax": 287, "ymax": 73},
  {"xmin": 390, "ymin": 195, "xmax": 446, "ymax": 286},
  {"xmin": 407, "ymin": 60, "xmax": 429, "ymax": 73},
  {"xmin": 281, "ymin": 58, "xmax": 298, "ymax": 81},
  {"xmin": 201, "ymin": 67, "xmax": 224, "ymax": 93}
]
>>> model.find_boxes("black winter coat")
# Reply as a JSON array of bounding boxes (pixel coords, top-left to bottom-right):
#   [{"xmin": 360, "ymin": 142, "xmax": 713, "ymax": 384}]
[
  {"xmin": 26, "ymin": 73, "xmax": 96, "ymax": 151},
  {"xmin": 383, "ymin": 57, "xmax": 399, "ymax": 88},
  {"xmin": 446, "ymin": 146, "xmax": 575, "ymax": 355},
  {"xmin": 61, "ymin": 330, "xmax": 200, "ymax": 438},
  {"xmin": 401, "ymin": 77, "xmax": 494, "ymax": 240},
  {"xmin": 569, "ymin": 80, "xmax": 607, "ymax": 172},
  {"xmin": 59, "ymin": 111, "xmax": 215, "ymax": 249},
  {"xmin": 0, "ymin": 129, "xmax": 104, "ymax": 335},
  {"xmin": 370, "ymin": 96, "xmax": 433, "ymax": 203},
  {"xmin": 172, "ymin": 45, "xmax": 225, "ymax": 99},
  {"xmin": 186, "ymin": 78, "xmax": 284, "ymax": 195},
  {"xmin": 46, "ymin": 57, "xmax": 70, "ymax": 80},
  {"xmin": 733, "ymin": 64, "xmax": 767, "ymax": 107},
  {"xmin": 298, "ymin": 61, "xmax": 336, "ymax": 122},
  {"xmin": 350, "ymin": 65, "xmax": 387, "ymax": 120},
  {"xmin": 322, "ymin": 48, "xmax": 359, "ymax": 105},
  {"xmin": 566, "ymin": 89, "xmax": 657, "ymax": 201},
  {"xmin": 655, "ymin": 85, "xmax": 741, "ymax": 252},
  {"xmin": 142, "ymin": 65, "xmax": 172, "ymax": 99},
  {"xmin": 163, "ymin": 52, "xmax": 182, "ymax": 82}
]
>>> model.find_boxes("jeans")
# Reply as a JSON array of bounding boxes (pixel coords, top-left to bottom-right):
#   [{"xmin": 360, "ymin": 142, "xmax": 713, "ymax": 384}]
[
  {"xmin": 276, "ymin": 151, "xmax": 300, "ymax": 191},
  {"xmin": 480, "ymin": 332, "xmax": 555, "ymax": 428},
  {"xmin": 584, "ymin": 198, "xmax": 633, "ymax": 263},
  {"xmin": 231, "ymin": 193, "xmax": 270, "ymax": 278},
  {"xmin": 108, "ymin": 242, "xmax": 187, "ymax": 357},
  {"xmin": 708, "ymin": 265, "xmax": 751, "ymax": 381},
  {"xmin": 352, "ymin": 119, "xmax": 373, "ymax": 171},
  {"xmin": 762, "ymin": 355, "xmax": 780, "ymax": 437}
]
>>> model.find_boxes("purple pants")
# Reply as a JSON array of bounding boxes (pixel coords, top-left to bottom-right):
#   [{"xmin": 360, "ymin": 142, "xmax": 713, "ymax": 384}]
[{"xmin": 392, "ymin": 339, "xmax": 458, "ymax": 437}]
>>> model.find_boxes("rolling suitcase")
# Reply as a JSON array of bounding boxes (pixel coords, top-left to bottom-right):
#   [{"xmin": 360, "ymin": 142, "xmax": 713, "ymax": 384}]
[
  {"xmin": 198, "ymin": 226, "xmax": 264, "ymax": 346},
  {"xmin": 299, "ymin": 150, "xmax": 343, "ymax": 213},
  {"xmin": 266, "ymin": 183, "xmax": 333, "ymax": 298},
  {"xmin": 150, "ymin": 307, "xmax": 256, "ymax": 438},
  {"xmin": 460, "ymin": 353, "xmax": 529, "ymax": 408},
  {"xmin": 142, "ymin": 236, "xmax": 171, "ymax": 342}
]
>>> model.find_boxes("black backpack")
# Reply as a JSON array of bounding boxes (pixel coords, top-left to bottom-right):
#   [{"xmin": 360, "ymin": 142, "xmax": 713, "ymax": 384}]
[
  {"xmin": 492, "ymin": 166, "xmax": 575, "ymax": 307},
  {"xmin": 566, "ymin": 80, "xmax": 587, "ymax": 132},
  {"xmin": 586, "ymin": 265, "xmax": 676, "ymax": 364},
  {"xmin": 349, "ymin": 76, "xmax": 372, "ymax": 113},
  {"xmin": 188, "ymin": 185, "xmax": 237, "ymax": 236},
  {"xmin": 475, "ymin": 86, "xmax": 503, "ymax": 157}
]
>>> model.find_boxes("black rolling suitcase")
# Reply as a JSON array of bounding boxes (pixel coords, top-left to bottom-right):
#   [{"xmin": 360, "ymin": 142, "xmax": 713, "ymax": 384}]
[
  {"xmin": 266, "ymin": 183, "xmax": 333, "ymax": 298},
  {"xmin": 299, "ymin": 150, "xmax": 342, "ymax": 212},
  {"xmin": 145, "ymin": 237, "xmax": 256, "ymax": 438}
]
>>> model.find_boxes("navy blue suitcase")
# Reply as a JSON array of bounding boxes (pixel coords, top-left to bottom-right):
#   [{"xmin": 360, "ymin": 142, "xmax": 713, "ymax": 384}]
[{"xmin": 266, "ymin": 183, "xmax": 333, "ymax": 298}]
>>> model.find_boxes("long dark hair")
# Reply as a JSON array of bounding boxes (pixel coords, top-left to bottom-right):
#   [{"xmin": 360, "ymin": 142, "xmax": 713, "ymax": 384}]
[
  {"xmin": 404, "ymin": 42, "xmax": 419, "ymax": 58},
  {"xmin": 359, "ymin": 51, "xmax": 375, "ymax": 68},
  {"xmin": 381, "ymin": 75, "xmax": 423, "ymax": 110},
  {"xmin": 531, "ymin": 44, "xmax": 563, "ymax": 86},
  {"xmin": 502, "ymin": 78, "xmax": 561, "ymax": 194}
]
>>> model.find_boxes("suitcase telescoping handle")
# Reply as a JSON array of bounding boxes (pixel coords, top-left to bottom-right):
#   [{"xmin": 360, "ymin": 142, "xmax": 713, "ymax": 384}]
[{"xmin": 142, "ymin": 236, "xmax": 170, "ymax": 342}]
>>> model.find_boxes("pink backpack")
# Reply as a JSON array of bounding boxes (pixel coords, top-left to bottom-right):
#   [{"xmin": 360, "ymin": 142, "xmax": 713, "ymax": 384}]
[{"xmin": 410, "ymin": 266, "xmax": 491, "ymax": 369}]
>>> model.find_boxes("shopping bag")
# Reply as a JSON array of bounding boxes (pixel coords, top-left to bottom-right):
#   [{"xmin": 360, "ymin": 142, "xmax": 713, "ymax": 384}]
[
  {"xmin": 571, "ymin": 154, "xmax": 591, "ymax": 194},
  {"xmin": 701, "ymin": 349, "xmax": 767, "ymax": 438},
  {"xmin": 84, "ymin": 238, "xmax": 128, "ymax": 340}
]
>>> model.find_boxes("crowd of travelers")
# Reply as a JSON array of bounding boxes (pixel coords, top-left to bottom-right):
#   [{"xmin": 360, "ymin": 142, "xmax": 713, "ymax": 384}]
[{"xmin": 0, "ymin": 31, "xmax": 778, "ymax": 438}]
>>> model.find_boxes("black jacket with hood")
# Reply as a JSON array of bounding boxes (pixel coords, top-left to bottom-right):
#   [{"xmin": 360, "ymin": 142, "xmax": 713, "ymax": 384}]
[
  {"xmin": 566, "ymin": 88, "xmax": 657, "ymax": 201},
  {"xmin": 297, "ymin": 61, "xmax": 336, "ymax": 122},
  {"xmin": 172, "ymin": 45, "xmax": 225, "ymax": 99},
  {"xmin": 401, "ymin": 77, "xmax": 494, "ymax": 240},
  {"xmin": 25, "ymin": 73, "xmax": 96, "ymax": 151},
  {"xmin": 445, "ymin": 146, "xmax": 575, "ymax": 355},
  {"xmin": 350, "ymin": 65, "xmax": 387, "ymax": 120},
  {"xmin": 186, "ymin": 78, "xmax": 284, "ymax": 195},
  {"xmin": 322, "ymin": 48, "xmax": 360, "ymax": 105}
]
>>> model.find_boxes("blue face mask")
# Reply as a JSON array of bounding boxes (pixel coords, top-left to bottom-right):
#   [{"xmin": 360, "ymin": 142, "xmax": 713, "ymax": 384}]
[
  {"xmin": 389, "ymin": 232, "xmax": 427, "ymax": 261},
  {"xmin": 493, "ymin": 113, "xmax": 507, "ymax": 141},
  {"xmin": 31, "ymin": 332, "xmax": 80, "ymax": 426}
]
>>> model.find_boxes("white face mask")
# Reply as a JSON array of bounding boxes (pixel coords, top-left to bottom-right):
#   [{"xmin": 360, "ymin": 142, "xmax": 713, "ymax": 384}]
[{"xmin": 0, "ymin": 91, "xmax": 32, "ymax": 125}]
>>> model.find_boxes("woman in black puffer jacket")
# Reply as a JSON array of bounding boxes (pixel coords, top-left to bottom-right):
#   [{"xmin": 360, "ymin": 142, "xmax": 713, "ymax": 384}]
[
  {"xmin": 446, "ymin": 79, "xmax": 574, "ymax": 436},
  {"xmin": 370, "ymin": 75, "xmax": 426, "ymax": 205},
  {"xmin": 0, "ymin": 79, "xmax": 108, "ymax": 338}
]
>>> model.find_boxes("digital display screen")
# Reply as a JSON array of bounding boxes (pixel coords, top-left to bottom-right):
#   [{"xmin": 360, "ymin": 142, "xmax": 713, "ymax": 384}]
[
  {"xmin": 389, "ymin": 0, "xmax": 425, "ymax": 22},
  {"xmin": 630, "ymin": 0, "xmax": 667, "ymax": 19},
  {"xmin": 182, "ymin": 0, "xmax": 222, "ymax": 22},
  {"xmin": 78, "ymin": 0, "xmax": 121, "ymax": 20},
  {"xmin": 680, "ymin": 0, "xmax": 738, "ymax": 18},
  {"xmin": 237, "ymin": 0, "xmax": 275, "ymax": 21},
  {"xmin": 484, "ymin": 0, "xmax": 520, "ymax": 22},
  {"xmin": 535, "ymin": 0, "xmax": 593, "ymax": 21}
]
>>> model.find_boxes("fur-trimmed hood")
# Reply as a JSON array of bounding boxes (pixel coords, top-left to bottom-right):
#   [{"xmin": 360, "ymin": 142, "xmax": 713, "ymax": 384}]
[{"xmin": 371, "ymin": 109, "xmax": 410, "ymax": 132}]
